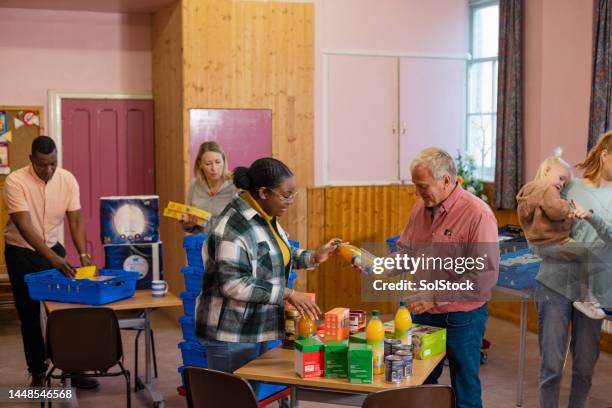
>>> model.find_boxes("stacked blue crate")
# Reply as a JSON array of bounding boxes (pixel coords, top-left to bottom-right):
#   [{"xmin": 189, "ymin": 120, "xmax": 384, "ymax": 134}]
[{"xmin": 177, "ymin": 234, "xmax": 299, "ymax": 401}]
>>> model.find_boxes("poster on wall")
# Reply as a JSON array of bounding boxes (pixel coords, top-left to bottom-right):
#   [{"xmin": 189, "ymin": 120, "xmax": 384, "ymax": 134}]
[
  {"xmin": 0, "ymin": 111, "xmax": 7, "ymax": 133},
  {"xmin": 0, "ymin": 142, "xmax": 9, "ymax": 175}
]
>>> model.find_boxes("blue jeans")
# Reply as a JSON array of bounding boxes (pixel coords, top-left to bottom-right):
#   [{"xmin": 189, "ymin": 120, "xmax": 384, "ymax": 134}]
[
  {"xmin": 534, "ymin": 282, "xmax": 602, "ymax": 408},
  {"xmin": 200, "ymin": 339, "xmax": 270, "ymax": 394},
  {"xmin": 412, "ymin": 304, "xmax": 488, "ymax": 408}
]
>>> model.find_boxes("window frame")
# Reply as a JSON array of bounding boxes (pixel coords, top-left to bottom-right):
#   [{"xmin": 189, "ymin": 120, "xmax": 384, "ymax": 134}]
[{"xmin": 466, "ymin": 0, "xmax": 499, "ymax": 182}]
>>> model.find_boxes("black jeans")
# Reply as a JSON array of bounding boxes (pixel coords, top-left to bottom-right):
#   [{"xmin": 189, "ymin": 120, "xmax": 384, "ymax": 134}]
[{"xmin": 6, "ymin": 243, "xmax": 65, "ymax": 374}]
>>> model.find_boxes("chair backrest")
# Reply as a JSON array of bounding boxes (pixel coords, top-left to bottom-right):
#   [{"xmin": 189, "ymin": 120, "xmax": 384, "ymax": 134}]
[
  {"xmin": 46, "ymin": 307, "xmax": 123, "ymax": 372},
  {"xmin": 184, "ymin": 367, "xmax": 259, "ymax": 408},
  {"xmin": 362, "ymin": 385, "xmax": 456, "ymax": 408}
]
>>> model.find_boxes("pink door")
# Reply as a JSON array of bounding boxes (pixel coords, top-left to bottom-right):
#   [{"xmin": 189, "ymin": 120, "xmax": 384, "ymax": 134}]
[
  {"xmin": 189, "ymin": 109, "xmax": 272, "ymax": 174},
  {"xmin": 62, "ymin": 99, "xmax": 155, "ymax": 267}
]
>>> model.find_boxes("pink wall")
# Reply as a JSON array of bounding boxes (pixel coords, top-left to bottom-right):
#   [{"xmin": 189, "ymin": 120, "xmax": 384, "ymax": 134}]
[
  {"xmin": 523, "ymin": 0, "xmax": 593, "ymax": 181},
  {"xmin": 314, "ymin": 0, "xmax": 469, "ymax": 185},
  {"xmin": 0, "ymin": 8, "xmax": 152, "ymax": 126}
]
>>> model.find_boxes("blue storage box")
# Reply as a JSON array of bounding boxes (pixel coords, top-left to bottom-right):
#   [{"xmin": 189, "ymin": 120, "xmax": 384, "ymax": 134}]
[
  {"xmin": 25, "ymin": 269, "xmax": 138, "ymax": 305},
  {"xmin": 104, "ymin": 243, "xmax": 163, "ymax": 290},
  {"xmin": 179, "ymin": 315, "xmax": 197, "ymax": 342},
  {"xmin": 183, "ymin": 234, "xmax": 207, "ymax": 268},
  {"xmin": 100, "ymin": 195, "xmax": 160, "ymax": 245},
  {"xmin": 177, "ymin": 365, "xmax": 185, "ymax": 387},
  {"xmin": 181, "ymin": 291, "xmax": 198, "ymax": 316},
  {"xmin": 182, "ymin": 266, "xmax": 204, "ymax": 294},
  {"xmin": 498, "ymin": 248, "xmax": 541, "ymax": 289},
  {"xmin": 386, "ymin": 235, "xmax": 401, "ymax": 253},
  {"xmin": 257, "ymin": 383, "xmax": 288, "ymax": 402},
  {"xmin": 179, "ymin": 341, "xmax": 208, "ymax": 368}
]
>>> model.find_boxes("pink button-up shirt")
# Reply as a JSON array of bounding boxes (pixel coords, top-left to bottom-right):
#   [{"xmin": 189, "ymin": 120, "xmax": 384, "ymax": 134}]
[
  {"xmin": 3, "ymin": 165, "xmax": 81, "ymax": 250},
  {"xmin": 399, "ymin": 184, "xmax": 499, "ymax": 313}
]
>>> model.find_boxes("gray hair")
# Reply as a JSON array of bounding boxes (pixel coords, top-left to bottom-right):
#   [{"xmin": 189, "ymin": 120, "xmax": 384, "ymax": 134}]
[{"xmin": 410, "ymin": 147, "xmax": 457, "ymax": 183}]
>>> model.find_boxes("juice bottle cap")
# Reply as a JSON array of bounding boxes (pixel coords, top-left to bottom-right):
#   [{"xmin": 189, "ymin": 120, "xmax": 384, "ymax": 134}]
[
  {"xmin": 399, "ymin": 301, "xmax": 406, "ymax": 307},
  {"xmin": 372, "ymin": 310, "xmax": 380, "ymax": 317}
]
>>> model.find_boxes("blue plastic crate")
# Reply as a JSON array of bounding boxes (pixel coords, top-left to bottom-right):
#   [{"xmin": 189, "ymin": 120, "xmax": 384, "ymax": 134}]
[
  {"xmin": 181, "ymin": 266, "xmax": 204, "ymax": 294},
  {"xmin": 257, "ymin": 383, "xmax": 288, "ymax": 401},
  {"xmin": 25, "ymin": 269, "xmax": 138, "ymax": 305},
  {"xmin": 498, "ymin": 248, "xmax": 540, "ymax": 289},
  {"xmin": 183, "ymin": 234, "xmax": 208, "ymax": 268},
  {"xmin": 180, "ymin": 291, "xmax": 198, "ymax": 316},
  {"xmin": 179, "ymin": 315, "xmax": 197, "ymax": 342},
  {"xmin": 386, "ymin": 235, "xmax": 401, "ymax": 253},
  {"xmin": 179, "ymin": 341, "xmax": 208, "ymax": 368}
]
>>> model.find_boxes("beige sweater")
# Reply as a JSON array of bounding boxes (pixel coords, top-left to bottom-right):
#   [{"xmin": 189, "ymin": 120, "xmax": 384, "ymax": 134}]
[{"xmin": 516, "ymin": 179, "xmax": 572, "ymax": 244}]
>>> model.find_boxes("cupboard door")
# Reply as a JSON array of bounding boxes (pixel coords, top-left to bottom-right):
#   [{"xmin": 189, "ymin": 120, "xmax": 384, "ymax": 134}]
[
  {"xmin": 327, "ymin": 55, "xmax": 398, "ymax": 183},
  {"xmin": 399, "ymin": 58, "xmax": 466, "ymax": 181}
]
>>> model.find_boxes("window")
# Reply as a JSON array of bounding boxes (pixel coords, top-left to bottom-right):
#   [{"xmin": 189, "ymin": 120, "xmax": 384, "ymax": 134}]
[{"xmin": 466, "ymin": 1, "xmax": 499, "ymax": 181}]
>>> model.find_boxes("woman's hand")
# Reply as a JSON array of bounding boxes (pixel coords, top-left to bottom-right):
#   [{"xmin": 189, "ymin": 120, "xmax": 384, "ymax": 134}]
[
  {"xmin": 179, "ymin": 214, "xmax": 200, "ymax": 231},
  {"xmin": 285, "ymin": 289, "xmax": 321, "ymax": 320},
  {"xmin": 313, "ymin": 238, "xmax": 343, "ymax": 263},
  {"xmin": 571, "ymin": 199, "xmax": 592, "ymax": 220}
]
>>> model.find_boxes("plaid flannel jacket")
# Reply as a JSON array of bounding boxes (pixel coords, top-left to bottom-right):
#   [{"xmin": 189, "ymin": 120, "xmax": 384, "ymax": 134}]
[{"xmin": 195, "ymin": 195, "xmax": 315, "ymax": 343}]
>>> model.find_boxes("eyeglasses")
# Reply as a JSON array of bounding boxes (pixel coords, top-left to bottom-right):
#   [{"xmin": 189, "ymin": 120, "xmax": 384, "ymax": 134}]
[{"xmin": 267, "ymin": 188, "xmax": 299, "ymax": 202}]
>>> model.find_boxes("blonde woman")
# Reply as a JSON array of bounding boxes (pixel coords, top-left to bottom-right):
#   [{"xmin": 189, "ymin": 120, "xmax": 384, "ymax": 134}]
[
  {"xmin": 181, "ymin": 142, "xmax": 237, "ymax": 234},
  {"xmin": 533, "ymin": 132, "xmax": 612, "ymax": 408}
]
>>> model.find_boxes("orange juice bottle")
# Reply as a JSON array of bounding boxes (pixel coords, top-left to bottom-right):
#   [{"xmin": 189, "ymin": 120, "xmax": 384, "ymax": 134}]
[
  {"xmin": 366, "ymin": 310, "xmax": 385, "ymax": 375},
  {"xmin": 336, "ymin": 243, "xmax": 375, "ymax": 274},
  {"xmin": 297, "ymin": 316, "xmax": 316, "ymax": 339},
  {"xmin": 394, "ymin": 301, "xmax": 412, "ymax": 345}
]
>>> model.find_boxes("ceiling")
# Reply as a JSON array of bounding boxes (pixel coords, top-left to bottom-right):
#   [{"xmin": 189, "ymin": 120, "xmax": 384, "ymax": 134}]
[{"xmin": 0, "ymin": 0, "xmax": 177, "ymax": 14}]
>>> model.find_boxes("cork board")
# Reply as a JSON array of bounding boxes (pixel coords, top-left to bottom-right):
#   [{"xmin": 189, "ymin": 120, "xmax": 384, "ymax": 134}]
[{"xmin": 0, "ymin": 106, "xmax": 44, "ymax": 173}]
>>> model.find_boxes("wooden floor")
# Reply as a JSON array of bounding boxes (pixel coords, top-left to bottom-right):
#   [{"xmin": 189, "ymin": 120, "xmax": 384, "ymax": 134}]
[{"xmin": 0, "ymin": 312, "xmax": 611, "ymax": 408}]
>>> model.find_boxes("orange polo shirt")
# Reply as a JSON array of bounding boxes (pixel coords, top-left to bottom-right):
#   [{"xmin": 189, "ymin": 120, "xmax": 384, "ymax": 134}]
[{"xmin": 3, "ymin": 165, "xmax": 81, "ymax": 250}]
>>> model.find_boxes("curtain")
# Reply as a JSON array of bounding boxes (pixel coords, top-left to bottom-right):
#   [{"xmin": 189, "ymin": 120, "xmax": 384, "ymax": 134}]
[
  {"xmin": 494, "ymin": 0, "xmax": 523, "ymax": 210},
  {"xmin": 589, "ymin": 0, "xmax": 612, "ymax": 150}
]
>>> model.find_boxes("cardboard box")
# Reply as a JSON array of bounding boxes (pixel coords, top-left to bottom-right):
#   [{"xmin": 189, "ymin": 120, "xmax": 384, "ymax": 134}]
[
  {"xmin": 163, "ymin": 208, "xmax": 206, "ymax": 227},
  {"xmin": 324, "ymin": 340, "xmax": 349, "ymax": 379},
  {"xmin": 100, "ymin": 196, "xmax": 160, "ymax": 244},
  {"xmin": 165, "ymin": 201, "xmax": 211, "ymax": 221},
  {"xmin": 104, "ymin": 242, "xmax": 163, "ymax": 289},
  {"xmin": 294, "ymin": 337, "xmax": 325, "ymax": 378},
  {"xmin": 324, "ymin": 307, "xmax": 350, "ymax": 341},
  {"xmin": 348, "ymin": 344, "xmax": 373, "ymax": 384},
  {"xmin": 411, "ymin": 324, "xmax": 446, "ymax": 360}
]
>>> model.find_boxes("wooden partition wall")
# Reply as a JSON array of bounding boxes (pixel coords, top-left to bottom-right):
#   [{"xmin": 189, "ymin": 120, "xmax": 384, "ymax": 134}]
[{"xmin": 152, "ymin": 0, "xmax": 314, "ymax": 315}]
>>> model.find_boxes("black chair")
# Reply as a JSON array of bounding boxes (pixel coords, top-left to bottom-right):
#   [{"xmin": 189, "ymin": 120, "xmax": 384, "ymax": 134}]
[
  {"xmin": 43, "ymin": 308, "xmax": 130, "ymax": 407},
  {"xmin": 184, "ymin": 367, "xmax": 258, "ymax": 408},
  {"xmin": 361, "ymin": 385, "xmax": 456, "ymax": 408}
]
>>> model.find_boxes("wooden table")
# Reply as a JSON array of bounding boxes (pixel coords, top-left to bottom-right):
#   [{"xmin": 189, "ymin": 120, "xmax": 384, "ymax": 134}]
[
  {"xmin": 235, "ymin": 346, "xmax": 445, "ymax": 407},
  {"xmin": 45, "ymin": 290, "xmax": 182, "ymax": 408}
]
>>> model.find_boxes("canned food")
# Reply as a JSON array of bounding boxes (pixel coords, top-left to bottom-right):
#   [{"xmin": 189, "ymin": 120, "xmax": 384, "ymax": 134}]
[
  {"xmin": 395, "ymin": 350, "xmax": 413, "ymax": 378},
  {"xmin": 384, "ymin": 338, "xmax": 401, "ymax": 357},
  {"xmin": 385, "ymin": 355, "xmax": 403, "ymax": 384},
  {"xmin": 392, "ymin": 343, "xmax": 411, "ymax": 355}
]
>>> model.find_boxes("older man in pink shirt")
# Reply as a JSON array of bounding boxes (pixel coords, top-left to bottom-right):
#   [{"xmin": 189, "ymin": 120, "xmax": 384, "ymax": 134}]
[
  {"xmin": 4, "ymin": 136, "xmax": 93, "ymax": 388},
  {"xmin": 399, "ymin": 147, "xmax": 499, "ymax": 408}
]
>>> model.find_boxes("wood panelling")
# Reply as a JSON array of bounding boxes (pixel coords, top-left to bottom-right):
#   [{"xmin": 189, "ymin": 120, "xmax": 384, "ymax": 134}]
[
  {"xmin": 152, "ymin": 2, "xmax": 186, "ymax": 311},
  {"xmin": 307, "ymin": 185, "xmax": 420, "ymax": 313},
  {"xmin": 152, "ymin": 0, "xmax": 314, "ymax": 312},
  {"xmin": 182, "ymin": 0, "xmax": 314, "ymax": 245}
]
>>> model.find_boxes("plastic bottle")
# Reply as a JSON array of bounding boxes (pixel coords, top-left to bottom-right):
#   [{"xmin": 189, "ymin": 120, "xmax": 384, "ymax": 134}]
[
  {"xmin": 297, "ymin": 316, "xmax": 317, "ymax": 339},
  {"xmin": 336, "ymin": 244, "xmax": 376, "ymax": 274},
  {"xmin": 366, "ymin": 310, "xmax": 385, "ymax": 375},
  {"xmin": 394, "ymin": 301, "xmax": 412, "ymax": 345}
]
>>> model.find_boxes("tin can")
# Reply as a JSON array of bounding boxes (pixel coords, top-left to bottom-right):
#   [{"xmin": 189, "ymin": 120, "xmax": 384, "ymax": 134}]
[
  {"xmin": 384, "ymin": 355, "xmax": 403, "ymax": 384},
  {"xmin": 395, "ymin": 350, "xmax": 413, "ymax": 378},
  {"xmin": 384, "ymin": 338, "xmax": 401, "ymax": 358},
  {"xmin": 392, "ymin": 343, "xmax": 411, "ymax": 355}
]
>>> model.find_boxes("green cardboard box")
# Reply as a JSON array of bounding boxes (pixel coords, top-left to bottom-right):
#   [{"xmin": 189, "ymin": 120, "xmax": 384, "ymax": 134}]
[
  {"xmin": 324, "ymin": 340, "xmax": 349, "ymax": 378},
  {"xmin": 412, "ymin": 323, "xmax": 446, "ymax": 360},
  {"xmin": 349, "ymin": 331, "xmax": 366, "ymax": 344},
  {"xmin": 348, "ymin": 344, "xmax": 373, "ymax": 384}
]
